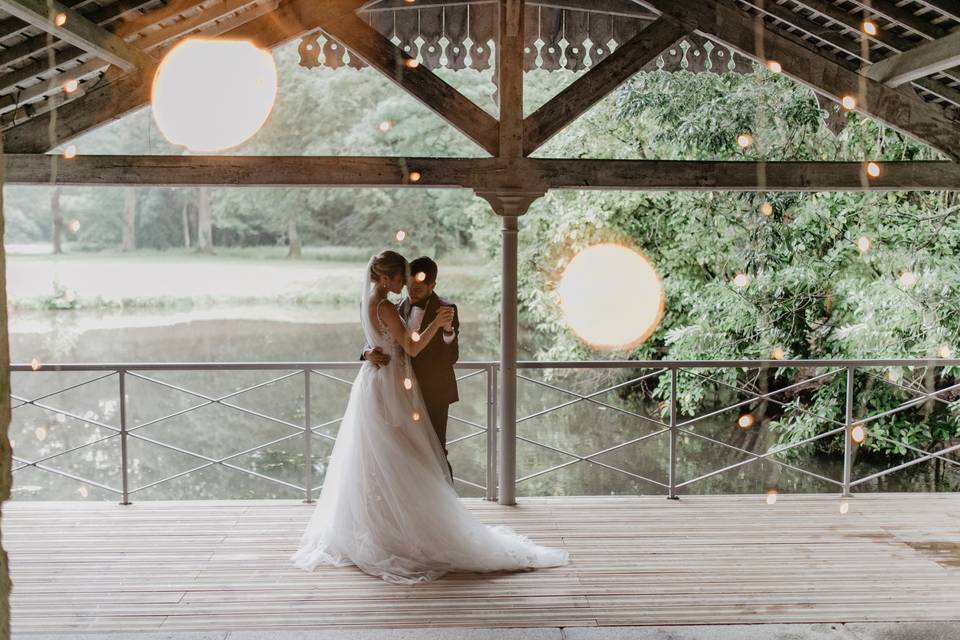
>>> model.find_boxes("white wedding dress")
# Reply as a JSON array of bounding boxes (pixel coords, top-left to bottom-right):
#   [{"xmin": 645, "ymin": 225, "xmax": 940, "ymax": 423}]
[{"xmin": 290, "ymin": 272, "xmax": 569, "ymax": 585}]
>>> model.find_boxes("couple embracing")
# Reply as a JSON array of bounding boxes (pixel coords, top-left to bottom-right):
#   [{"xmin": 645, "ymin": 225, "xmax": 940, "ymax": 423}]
[{"xmin": 290, "ymin": 251, "xmax": 568, "ymax": 584}]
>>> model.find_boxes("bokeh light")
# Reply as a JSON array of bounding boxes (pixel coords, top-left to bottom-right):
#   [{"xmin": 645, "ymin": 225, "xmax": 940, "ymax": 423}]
[
  {"xmin": 866, "ymin": 161, "xmax": 881, "ymax": 178},
  {"xmin": 557, "ymin": 243, "xmax": 665, "ymax": 350},
  {"xmin": 771, "ymin": 346, "xmax": 786, "ymax": 360},
  {"xmin": 851, "ymin": 424, "xmax": 866, "ymax": 444},
  {"xmin": 64, "ymin": 79, "xmax": 79, "ymax": 93},
  {"xmin": 862, "ymin": 21, "xmax": 878, "ymax": 35},
  {"xmin": 404, "ymin": 377, "xmax": 413, "ymax": 390},
  {"xmin": 839, "ymin": 499, "xmax": 850, "ymax": 514},
  {"xmin": 736, "ymin": 133, "xmax": 753, "ymax": 148},
  {"xmin": 63, "ymin": 144, "xmax": 77, "ymax": 159},
  {"xmin": 899, "ymin": 271, "xmax": 917, "ymax": 287},
  {"xmin": 30, "ymin": 358, "xmax": 41, "ymax": 371},
  {"xmin": 856, "ymin": 236, "xmax": 872, "ymax": 253},
  {"xmin": 760, "ymin": 201, "xmax": 774, "ymax": 216},
  {"xmin": 378, "ymin": 120, "xmax": 394, "ymax": 132},
  {"xmin": 733, "ymin": 273, "xmax": 751, "ymax": 289},
  {"xmin": 411, "ymin": 331, "xmax": 421, "ymax": 342},
  {"xmin": 408, "ymin": 171, "xmax": 422, "ymax": 182},
  {"xmin": 415, "ymin": 271, "xmax": 427, "ymax": 282},
  {"xmin": 54, "ymin": 12, "xmax": 66, "ymax": 26},
  {"xmin": 841, "ymin": 95, "xmax": 857, "ymax": 110},
  {"xmin": 766, "ymin": 490, "xmax": 778, "ymax": 505},
  {"xmin": 151, "ymin": 38, "xmax": 278, "ymax": 152},
  {"xmin": 395, "ymin": 230, "xmax": 406, "ymax": 242},
  {"xmin": 737, "ymin": 414, "xmax": 754, "ymax": 429},
  {"xmin": 766, "ymin": 60, "xmax": 782, "ymax": 74},
  {"xmin": 412, "ymin": 412, "xmax": 421, "ymax": 421}
]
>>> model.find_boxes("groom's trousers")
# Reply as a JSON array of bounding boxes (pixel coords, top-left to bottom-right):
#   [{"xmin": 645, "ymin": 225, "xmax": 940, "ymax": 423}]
[{"xmin": 425, "ymin": 401, "xmax": 453, "ymax": 482}]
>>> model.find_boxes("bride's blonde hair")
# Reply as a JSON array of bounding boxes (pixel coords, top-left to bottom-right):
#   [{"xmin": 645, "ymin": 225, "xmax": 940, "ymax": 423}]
[{"xmin": 369, "ymin": 250, "xmax": 408, "ymax": 283}]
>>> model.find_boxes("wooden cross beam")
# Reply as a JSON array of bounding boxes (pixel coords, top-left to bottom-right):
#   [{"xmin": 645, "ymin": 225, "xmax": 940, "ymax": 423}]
[
  {"xmin": 645, "ymin": 0, "xmax": 960, "ymax": 161},
  {"xmin": 0, "ymin": 0, "xmax": 153, "ymax": 70},
  {"xmin": 7, "ymin": 154, "xmax": 960, "ymax": 191},
  {"xmin": 867, "ymin": 30, "xmax": 960, "ymax": 88}
]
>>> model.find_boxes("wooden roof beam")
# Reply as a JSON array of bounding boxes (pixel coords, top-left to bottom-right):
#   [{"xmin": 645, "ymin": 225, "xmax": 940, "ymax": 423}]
[
  {"xmin": 0, "ymin": 0, "xmax": 154, "ymax": 70},
  {"xmin": 523, "ymin": 15, "xmax": 689, "ymax": 155},
  {"xmin": 647, "ymin": 0, "xmax": 960, "ymax": 160},
  {"xmin": 867, "ymin": 28, "xmax": 960, "ymax": 86},
  {"xmin": 6, "ymin": 154, "xmax": 960, "ymax": 191}
]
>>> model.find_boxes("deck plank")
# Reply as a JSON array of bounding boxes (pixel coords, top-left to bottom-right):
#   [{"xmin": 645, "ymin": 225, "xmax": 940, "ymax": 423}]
[{"xmin": 4, "ymin": 494, "xmax": 960, "ymax": 633}]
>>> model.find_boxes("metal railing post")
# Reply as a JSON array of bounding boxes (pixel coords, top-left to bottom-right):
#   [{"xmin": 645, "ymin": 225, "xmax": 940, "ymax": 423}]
[
  {"xmin": 486, "ymin": 365, "xmax": 498, "ymax": 501},
  {"xmin": 668, "ymin": 366, "xmax": 680, "ymax": 500},
  {"xmin": 119, "ymin": 369, "xmax": 131, "ymax": 505},
  {"xmin": 303, "ymin": 369, "xmax": 314, "ymax": 503},
  {"xmin": 842, "ymin": 365, "xmax": 854, "ymax": 498}
]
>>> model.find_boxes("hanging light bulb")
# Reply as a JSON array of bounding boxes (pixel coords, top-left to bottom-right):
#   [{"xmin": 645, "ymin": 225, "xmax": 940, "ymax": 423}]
[
  {"xmin": 415, "ymin": 271, "xmax": 427, "ymax": 282},
  {"xmin": 899, "ymin": 271, "xmax": 917, "ymax": 287},
  {"xmin": 856, "ymin": 236, "xmax": 872, "ymax": 253},
  {"xmin": 841, "ymin": 95, "xmax": 857, "ymax": 110},
  {"xmin": 403, "ymin": 378, "xmax": 413, "ymax": 390},
  {"xmin": 404, "ymin": 58, "xmax": 420, "ymax": 69},
  {"xmin": 408, "ymin": 170, "xmax": 422, "ymax": 183},
  {"xmin": 839, "ymin": 498, "xmax": 850, "ymax": 514},
  {"xmin": 411, "ymin": 331, "xmax": 421, "ymax": 342},
  {"xmin": 63, "ymin": 144, "xmax": 77, "ymax": 159},
  {"xmin": 64, "ymin": 79, "xmax": 79, "ymax": 93},
  {"xmin": 69, "ymin": 219, "xmax": 81, "ymax": 233},
  {"xmin": 851, "ymin": 424, "xmax": 866, "ymax": 444},
  {"xmin": 766, "ymin": 489, "xmax": 778, "ymax": 505},
  {"xmin": 737, "ymin": 414, "xmax": 754, "ymax": 429},
  {"xmin": 395, "ymin": 230, "xmax": 406, "ymax": 242},
  {"xmin": 736, "ymin": 133, "xmax": 753, "ymax": 148},
  {"xmin": 412, "ymin": 412, "xmax": 421, "ymax": 421},
  {"xmin": 771, "ymin": 346, "xmax": 786, "ymax": 360},
  {"xmin": 866, "ymin": 161, "xmax": 881, "ymax": 178},
  {"xmin": 862, "ymin": 21, "xmax": 878, "ymax": 36},
  {"xmin": 767, "ymin": 60, "xmax": 782, "ymax": 74},
  {"xmin": 378, "ymin": 120, "xmax": 394, "ymax": 132},
  {"xmin": 733, "ymin": 273, "xmax": 751, "ymax": 289},
  {"xmin": 54, "ymin": 12, "xmax": 66, "ymax": 26},
  {"xmin": 30, "ymin": 358, "xmax": 41, "ymax": 371},
  {"xmin": 760, "ymin": 201, "xmax": 774, "ymax": 216}
]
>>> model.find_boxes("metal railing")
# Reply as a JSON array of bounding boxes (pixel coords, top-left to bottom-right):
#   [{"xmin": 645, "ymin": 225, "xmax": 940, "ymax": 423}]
[{"xmin": 9, "ymin": 358, "xmax": 960, "ymax": 503}]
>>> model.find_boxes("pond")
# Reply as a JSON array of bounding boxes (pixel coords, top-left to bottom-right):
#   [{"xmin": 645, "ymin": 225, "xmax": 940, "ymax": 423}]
[{"xmin": 8, "ymin": 307, "xmax": 956, "ymax": 501}]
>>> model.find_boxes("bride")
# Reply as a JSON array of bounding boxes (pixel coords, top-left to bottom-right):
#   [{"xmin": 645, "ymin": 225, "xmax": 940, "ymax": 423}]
[{"xmin": 290, "ymin": 250, "xmax": 569, "ymax": 584}]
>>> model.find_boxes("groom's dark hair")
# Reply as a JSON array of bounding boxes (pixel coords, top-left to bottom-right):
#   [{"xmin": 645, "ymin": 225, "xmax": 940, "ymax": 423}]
[{"xmin": 410, "ymin": 256, "xmax": 438, "ymax": 285}]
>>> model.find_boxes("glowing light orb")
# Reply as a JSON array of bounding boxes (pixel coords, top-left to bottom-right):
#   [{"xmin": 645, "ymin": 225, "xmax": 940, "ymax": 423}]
[
  {"xmin": 68, "ymin": 219, "xmax": 81, "ymax": 233},
  {"xmin": 411, "ymin": 331, "xmax": 421, "ymax": 342},
  {"xmin": 54, "ymin": 12, "xmax": 66, "ymax": 26},
  {"xmin": 738, "ymin": 414, "xmax": 754, "ymax": 429},
  {"xmin": 899, "ymin": 271, "xmax": 917, "ymax": 287},
  {"xmin": 379, "ymin": 120, "xmax": 394, "ymax": 132},
  {"xmin": 771, "ymin": 346, "xmax": 786, "ymax": 360},
  {"xmin": 733, "ymin": 273, "xmax": 751, "ymax": 289},
  {"xmin": 412, "ymin": 412, "xmax": 421, "ymax": 421},
  {"xmin": 766, "ymin": 490, "xmax": 778, "ymax": 505},
  {"xmin": 736, "ymin": 133, "xmax": 753, "ymax": 148},
  {"xmin": 403, "ymin": 377, "xmax": 413, "ymax": 390},
  {"xmin": 30, "ymin": 358, "xmax": 41, "ymax": 371},
  {"xmin": 839, "ymin": 499, "xmax": 850, "ymax": 515},
  {"xmin": 64, "ymin": 79, "xmax": 79, "ymax": 93},
  {"xmin": 841, "ymin": 95, "xmax": 857, "ymax": 110},
  {"xmin": 557, "ymin": 244, "xmax": 665, "ymax": 350},
  {"xmin": 408, "ymin": 170, "xmax": 422, "ymax": 183},
  {"xmin": 939, "ymin": 345, "xmax": 953, "ymax": 359},
  {"xmin": 856, "ymin": 236, "xmax": 872, "ymax": 253},
  {"xmin": 415, "ymin": 271, "xmax": 427, "ymax": 282},
  {"xmin": 866, "ymin": 161, "xmax": 881, "ymax": 178},
  {"xmin": 77, "ymin": 486, "xmax": 89, "ymax": 497},
  {"xmin": 63, "ymin": 144, "xmax": 77, "ymax": 159},
  {"xmin": 862, "ymin": 21, "xmax": 878, "ymax": 35},
  {"xmin": 767, "ymin": 60, "xmax": 782, "ymax": 74},
  {"xmin": 35, "ymin": 426, "xmax": 47, "ymax": 441},
  {"xmin": 851, "ymin": 424, "xmax": 866, "ymax": 444},
  {"xmin": 404, "ymin": 58, "xmax": 420, "ymax": 68},
  {"xmin": 151, "ymin": 38, "xmax": 278, "ymax": 152},
  {"xmin": 395, "ymin": 230, "xmax": 406, "ymax": 242},
  {"xmin": 760, "ymin": 201, "xmax": 774, "ymax": 216}
]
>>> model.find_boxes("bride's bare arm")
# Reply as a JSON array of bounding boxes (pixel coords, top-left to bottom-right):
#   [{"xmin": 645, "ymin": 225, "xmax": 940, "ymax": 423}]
[{"xmin": 377, "ymin": 300, "xmax": 452, "ymax": 358}]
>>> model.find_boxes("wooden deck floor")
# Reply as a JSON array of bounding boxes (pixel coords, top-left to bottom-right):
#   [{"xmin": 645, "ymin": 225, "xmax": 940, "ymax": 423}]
[{"xmin": 3, "ymin": 494, "xmax": 960, "ymax": 634}]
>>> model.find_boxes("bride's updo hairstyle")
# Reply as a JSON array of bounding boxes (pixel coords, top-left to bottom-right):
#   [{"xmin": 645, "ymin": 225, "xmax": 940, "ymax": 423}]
[{"xmin": 369, "ymin": 250, "xmax": 408, "ymax": 283}]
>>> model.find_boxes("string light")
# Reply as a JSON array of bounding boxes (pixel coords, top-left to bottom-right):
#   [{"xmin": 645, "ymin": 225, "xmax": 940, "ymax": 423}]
[
  {"xmin": 851, "ymin": 424, "xmax": 866, "ymax": 444},
  {"xmin": 856, "ymin": 236, "xmax": 872, "ymax": 253},
  {"xmin": 69, "ymin": 219, "xmax": 81, "ymax": 233},
  {"xmin": 35, "ymin": 426, "xmax": 48, "ymax": 441},
  {"xmin": 395, "ymin": 230, "xmax": 406, "ymax": 242},
  {"xmin": 862, "ymin": 21, "xmax": 878, "ymax": 36},
  {"xmin": 939, "ymin": 345, "xmax": 953, "ymax": 359},
  {"xmin": 404, "ymin": 58, "xmax": 420, "ymax": 69},
  {"xmin": 64, "ymin": 79, "xmax": 79, "ymax": 93},
  {"xmin": 404, "ymin": 378, "xmax": 413, "ymax": 390},
  {"xmin": 733, "ymin": 273, "xmax": 751, "ymax": 289},
  {"xmin": 737, "ymin": 414, "xmax": 754, "ymax": 429},
  {"xmin": 766, "ymin": 60, "xmax": 782, "ymax": 74},
  {"xmin": 379, "ymin": 120, "xmax": 394, "ymax": 132},
  {"xmin": 772, "ymin": 346, "xmax": 786, "ymax": 360},
  {"xmin": 63, "ymin": 144, "xmax": 77, "ymax": 159},
  {"xmin": 841, "ymin": 95, "xmax": 857, "ymax": 110},
  {"xmin": 412, "ymin": 412, "xmax": 421, "ymax": 421},
  {"xmin": 30, "ymin": 358, "xmax": 41, "ymax": 371},
  {"xmin": 899, "ymin": 271, "xmax": 917, "ymax": 287},
  {"xmin": 54, "ymin": 12, "xmax": 66, "ymax": 26},
  {"xmin": 736, "ymin": 133, "xmax": 753, "ymax": 149},
  {"xmin": 766, "ymin": 490, "xmax": 778, "ymax": 505},
  {"xmin": 77, "ymin": 486, "xmax": 89, "ymax": 497},
  {"xmin": 415, "ymin": 271, "xmax": 427, "ymax": 282},
  {"xmin": 866, "ymin": 161, "xmax": 881, "ymax": 178},
  {"xmin": 760, "ymin": 201, "xmax": 774, "ymax": 216},
  {"xmin": 411, "ymin": 331, "xmax": 421, "ymax": 342},
  {"xmin": 839, "ymin": 498, "xmax": 850, "ymax": 515},
  {"xmin": 408, "ymin": 170, "xmax": 422, "ymax": 183}
]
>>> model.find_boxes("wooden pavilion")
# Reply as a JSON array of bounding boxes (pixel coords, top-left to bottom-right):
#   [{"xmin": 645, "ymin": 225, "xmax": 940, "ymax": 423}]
[{"xmin": 1, "ymin": 0, "xmax": 960, "ymax": 633}]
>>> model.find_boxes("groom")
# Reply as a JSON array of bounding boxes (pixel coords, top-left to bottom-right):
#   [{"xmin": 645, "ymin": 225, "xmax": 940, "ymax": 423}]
[{"xmin": 363, "ymin": 256, "xmax": 460, "ymax": 480}]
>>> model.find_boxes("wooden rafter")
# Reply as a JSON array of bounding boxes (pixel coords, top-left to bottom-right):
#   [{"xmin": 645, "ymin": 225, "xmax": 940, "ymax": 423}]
[
  {"xmin": 523, "ymin": 15, "xmax": 689, "ymax": 156},
  {"xmin": 867, "ymin": 29, "xmax": 960, "ymax": 87},
  {"xmin": 315, "ymin": 5, "xmax": 501, "ymax": 156},
  {"xmin": 646, "ymin": 0, "xmax": 960, "ymax": 160},
  {"xmin": 360, "ymin": 0, "xmax": 657, "ymax": 19},
  {"xmin": 0, "ymin": 0, "xmax": 154, "ymax": 71},
  {"xmin": 7, "ymin": 154, "xmax": 960, "ymax": 191}
]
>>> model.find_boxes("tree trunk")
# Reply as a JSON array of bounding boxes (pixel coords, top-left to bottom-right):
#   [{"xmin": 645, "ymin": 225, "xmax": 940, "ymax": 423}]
[
  {"xmin": 51, "ymin": 187, "xmax": 63, "ymax": 254},
  {"xmin": 196, "ymin": 187, "xmax": 214, "ymax": 254},
  {"xmin": 121, "ymin": 187, "xmax": 136, "ymax": 252},
  {"xmin": 0, "ymin": 145, "xmax": 15, "ymax": 639},
  {"xmin": 287, "ymin": 214, "xmax": 301, "ymax": 259},
  {"xmin": 181, "ymin": 199, "xmax": 191, "ymax": 248}
]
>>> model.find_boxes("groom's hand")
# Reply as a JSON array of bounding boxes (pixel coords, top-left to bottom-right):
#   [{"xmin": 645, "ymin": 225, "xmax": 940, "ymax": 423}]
[{"xmin": 364, "ymin": 347, "xmax": 391, "ymax": 368}]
